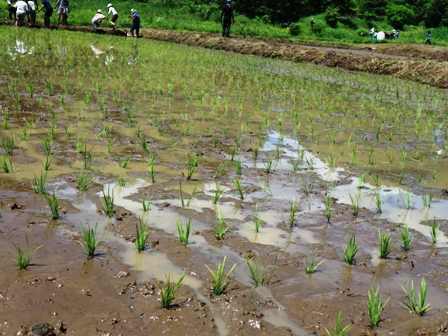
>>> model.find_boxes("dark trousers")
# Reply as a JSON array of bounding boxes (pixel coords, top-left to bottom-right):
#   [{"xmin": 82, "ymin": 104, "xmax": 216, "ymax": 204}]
[{"xmin": 8, "ymin": 5, "xmax": 17, "ymax": 20}]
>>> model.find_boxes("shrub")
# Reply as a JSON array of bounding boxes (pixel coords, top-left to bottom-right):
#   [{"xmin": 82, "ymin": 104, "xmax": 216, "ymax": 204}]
[
  {"xmin": 325, "ymin": 6, "xmax": 340, "ymax": 28},
  {"xmin": 289, "ymin": 23, "xmax": 301, "ymax": 36},
  {"xmin": 386, "ymin": 4, "xmax": 415, "ymax": 29}
]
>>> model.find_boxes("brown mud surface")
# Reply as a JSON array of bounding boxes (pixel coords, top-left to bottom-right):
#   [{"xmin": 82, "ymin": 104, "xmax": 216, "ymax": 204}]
[{"xmin": 2, "ymin": 19, "xmax": 448, "ymax": 88}]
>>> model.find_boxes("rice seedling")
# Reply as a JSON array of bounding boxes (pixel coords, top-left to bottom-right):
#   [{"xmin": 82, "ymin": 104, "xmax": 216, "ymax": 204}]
[
  {"xmin": 11, "ymin": 235, "xmax": 43, "ymax": 270},
  {"xmin": 215, "ymin": 209, "xmax": 229, "ymax": 240},
  {"xmin": 32, "ymin": 171, "xmax": 47, "ymax": 194},
  {"xmin": 79, "ymin": 223, "xmax": 99, "ymax": 259},
  {"xmin": 290, "ymin": 198, "xmax": 298, "ymax": 228},
  {"xmin": 253, "ymin": 203, "xmax": 261, "ymax": 233},
  {"xmin": 429, "ymin": 218, "xmax": 442, "ymax": 244},
  {"xmin": 45, "ymin": 190, "xmax": 61, "ymax": 220},
  {"xmin": 358, "ymin": 173, "xmax": 366, "ymax": 189},
  {"xmin": 325, "ymin": 311, "xmax": 351, "ymax": 336},
  {"xmin": 82, "ymin": 145, "xmax": 94, "ymax": 170},
  {"xmin": 234, "ymin": 160, "xmax": 243, "ymax": 175},
  {"xmin": 400, "ymin": 191, "xmax": 412, "ymax": 210},
  {"xmin": 116, "ymin": 174, "xmax": 127, "ymax": 187},
  {"xmin": 304, "ymin": 256, "xmax": 325, "ymax": 274},
  {"xmin": 17, "ymin": 127, "xmax": 29, "ymax": 141},
  {"xmin": 140, "ymin": 135, "xmax": 149, "ymax": 153},
  {"xmin": 47, "ymin": 123, "xmax": 57, "ymax": 141},
  {"xmin": 41, "ymin": 152, "xmax": 55, "ymax": 171},
  {"xmin": 398, "ymin": 171, "xmax": 406, "ymax": 185},
  {"xmin": 179, "ymin": 181, "xmax": 186, "ymax": 207},
  {"xmin": 302, "ymin": 178, "xmax": 316, "ymax": 196},
  {"xmin": 399, "ymin": 224, "xmax": 412, "ymax": 251},
  {"xmin": 106, "ymin": 138, "xmax": 115, "ymax": 154},
  {"xmin": 343, "ymin": 235, "xmax": 358, "ymax": 265},
  {"xmin": 325, "ymin": 154, "xmax": 335, "ymax": 168},
  {"xmin": 259, "ymin": 182, "xmax": 272, "ymax": 196},
  {"xmin": 230, "ymin": 144, "xmax": 237, "ymax": 161},
  {"xmin": 234, "ymin": 179, "xmax": 244, "ymax": 200},
  {"xmin": 187, "ymin": 186, "xmax": 197, "ymax": 207},
  {"xmin": 252, "ymin": 146, "xmax": 259, "ymax": 160},
  {"xmin": 117, "ymin": 155, "xmax": 131, "ymax": 168},
  {"xmin": 305, "ymin": 155, "xmax": 315, "ymax": 170},
  {"xmin": 373, "ymin": 192, "xmax": 382, "ymax": 213},
  {"xmin": 367, "ymin": 287, "xmax": 389, "ymax": 329},
  {"xmin": 372, "ymin": 169, "xmax": 379, "ymax": 186},
  {"xmin": 214, "ymin": 162, "xmax": 227, "ymax": 179},
  {"xmin": 75, "ymin": 137, "xmax": 85, "ymax": 154},
  {"xmin": 176, "ymin": 218, "xmax": 191, "ymax": 244},
  {"xmin": 422, "ymin": 192, "xmax": 433, "ymax": 207},
  {"xmin": 324, "ymin": 196, "xmax": 333, "ymax": 223},
  {"xmin": 401, "ymin": 278, "xmax": 431, "ymax": 316},
  {"xmin": 378, "ymin": 230, "xmax": 394, "ymax": 259},
  {"xmin": 41, "ymin": 137, "xmax": 53, "ymax": 156},
  {"xmin": 100, "ymin": 187, "xmax": 114, "ymax": 217},
  {"xmin": 245, "ymin": 254, "xmax": 278, "ymax": 287},
  {"xmin": 290, "ymin": 157, "xmax": 300, "ymax": 172},
  {"xmin": 205, "ymin": 256, "xmax": 236, "ymax": 296},
  {"xmin": 0, "ymin": 153, "xmax": 14, "ymax": 173},
  {"xmin": 264, "ymin": 157, "xmax": 275, "ymax": 174},
  {"xmin": 157, "ymin": 272, "xmax": 185, "ymax": 308},
  {"xmin": 431, "ymin": 170, "xmax": 436, "ymax": 180},
  {"xmin": 185, "ymin": 154, "xmax": 197, "ymax": 180},
  {"xmin": 2, "ymin": 108, "xmax": 9, "ymax": 129},
  {"xmin": 135, "ymin": 218, "xmax": 151, "ymax": 252},
  {"xmin": 212, "ymin": 185, "xmax": 224, "ymax": 204},
  {"xmin": 349, "ymin": 191, "xmax": 361, "ymax": 216},
  {"xmin": 98, "ymin": 123, "xmax": 112, "ymax": 138},
  {"xmin": 140, "ymin": 194, "xmax": 151, "ymax": 212},
  {"xmin": 1, "ymin": 134, "xmax": 15, "ymax": 156}
]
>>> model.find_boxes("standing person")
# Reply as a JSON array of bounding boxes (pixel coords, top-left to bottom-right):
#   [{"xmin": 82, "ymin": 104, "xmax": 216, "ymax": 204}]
[
  {"xmin": 27, "ymin": 0, "xmax": 36, "ymax": 26},
  {"xmin": 13, "ymin": 0, "xmax": 28, "ymax": 26},
  {"xmin": 107, "ymin": 3, "xmax": 118, "ymax": 30},
  {"xmin": 369, "ymin": 27, "xmax": 374, "ymax": 39},
  {"xmin": 220, "ymin": 0, "xmax": 234, "ymax": 37},
  {"xmin": 310, "ymin": 18, "xmax": 315, "ymax": 30},
  {"xmin": 39, "ymin": 0, "xmax": 53, "ymax": 27},
  {"xmin": 7, "ymin": 0, "xmax": 17, "ymax": 21},
  {"xmin": 129, "ymin": 8, "xmax": 140, "ymax": 38},
  {"xmin": 55, "ymin": 0, "xmax": 69, "ymax": 25},
  {"xmin": 425, "ymin": 31, "xmax": 431, "ymax": 45},
  {"xmin": 92, "ymin": 9, "xmax": 106, "ymax": 33}
]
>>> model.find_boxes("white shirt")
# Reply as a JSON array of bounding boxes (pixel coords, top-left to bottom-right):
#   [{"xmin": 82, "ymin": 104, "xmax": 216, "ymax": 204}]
[
  {"xmin": 108, "ymin": 6, "xmax": 117, "ymax": 15},
  {"xmin": 14, "ymin": 1, "xmax": 29, "ymax": 14},
  {"xmin": 28, "ymin": 1, "xmax": 36, "ymax": 11}
]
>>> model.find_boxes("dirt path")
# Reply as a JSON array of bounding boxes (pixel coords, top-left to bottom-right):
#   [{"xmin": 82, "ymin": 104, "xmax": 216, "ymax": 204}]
[{"xmin": 2, "ymin": 19, "xmax": 448, "ymax": 88}]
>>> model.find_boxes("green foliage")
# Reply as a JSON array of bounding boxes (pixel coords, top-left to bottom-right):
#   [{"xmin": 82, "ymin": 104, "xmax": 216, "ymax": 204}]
[
  {"xmin": 135, "ymin": 218, "xmax": 151, "ymax": 252},
  {"xmin": 11, "ymin": 236, "xmax": 43, "ymax": 270},
  {"xmin": 386, "ymin": 4, "xmax": 415, "ymax": 29},
  {"xmin": 246, "ymin": 254, "xmax": 278, "ymax": 287},
  {"xmin": 378, "ymin": 230, "xmax": 394, "ymax": 259},
  {"xmin": 304, "ymin": 256, "xmax": 325, "ymax": 274},
  {"xmin": 325, "ymin": 311, "xmax": 351, "ymax": 336},
  {"xmin": 367, "ymin": 287, "xmax": 389, "ymax": 329},
  {"xmin": 45, "ymin": 190, "xmax": 61, "ymax": 219},
  {"xmin": 176, "ymin": 218, "xmax": 191, "ymax": 244},
  {"xmin": 401, "ymin": 278, "xmax": 431, "ymax": 316},
  {"xmin": 343, "ymin": 235, "xmax": 358, "ymax": 265},
  {"xmin": 289, "ymin": 23, "xmax": 301, "ymax": 36},
  {"xmin": 205, "ymin": 256, "xmax": 236, "ymax": 296},
  {"xmin": 157, "ymin": 272, "xmax": 185, "ymax": 308},
  {"xmin": 79, "ymin": 223, "xmax": 99, "ymax": 259},
  {"xmin": 325, "ymin": 6, "xmax": 340, "ymax": 28}
]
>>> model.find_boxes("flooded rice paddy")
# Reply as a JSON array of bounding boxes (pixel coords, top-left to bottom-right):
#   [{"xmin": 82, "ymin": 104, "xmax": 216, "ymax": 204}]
[{"xmin": 1, "ymin": 27, "xmax": 448, "ymax": 335}]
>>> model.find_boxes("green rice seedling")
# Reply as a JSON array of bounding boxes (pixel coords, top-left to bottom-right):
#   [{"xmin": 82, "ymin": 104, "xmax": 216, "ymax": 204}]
[
  {"xmin": 368, "ymin": 152, "xmax": 375, "ymax": 166},
  {"xmin": 117, "ymin": 155, "xmax": 131, "ymax": 168},
  {"xmin": 259, "ymin": 182, "xmax": 272, "ymax": 196},
  {"xmin": 378, "ymin": 230, "xmax": 394, "ymax": 259},
  {"xmin": 252, "ymin": 146, "xmax": 259, "ymax": 160},
  {"xmin": 82, "ymin": 145, "xmax": 94, "ymax": 170},
  {"xmin": 79, "ymin": 223, "xmax": 98, "ymax": 259},
  {"xmin": 374, "ymin": 192, "xmax": 382, "ymax": 213},
  {"xmin": 77, "ymin": 171, "xmax": 94, "ymax": 191},
  {"xmin": 319, "ymin": 192, "xmax": 330, "ymax": 220},
  {"xmin": 147, "ymin": 154, "xmax": 156, "ymax": 183},
  {"xmin": 358, "ymin": 173, "xmax": 366, "ymax": 189},
  {"xmin": 214, "ymin": 162, "xmax": 227, "ymax": 179},
  {"xmin": 47, "ymin": 123, "xmax": 57, "ymax": 141},
  {"xmin": 75, "ymin": 137, "xmax": 85, "ymax": 154},
  {"xmin": 234, "ymin": 179, "xmax": 244, "ymax": 200},
  {"xmin": 253, "ymin": 203, "xmax": 261, "ymax": 233},
  {"xmin": 343, "ymin": 235, "xmax": 358, "ymax": 265},
  {"xmin": 349, "ymin": 146, "xmax": 357, "ymax": 166},
  {"xmin": 17, "ymin": 127, "xmax": 29, "ymax": 141},
  {"xmin": 32, "ymin": 171, "xmax": 47, "ymax": 194},
  {"xmin": 264, "ymin": 157, "xmax": 275, "ymax": 174},
  {"xmin": 234, "ymin": 160, "xmax": 243, "ymax": 175},
  {"xmin": 401, "ymin": 278, "xmax": 431, "ymax": 316},
  {"xmin": 179, "ymin": 181, "xmax": 185, "ymax": 207},
  {"xmin": 215, "ymin": 209, "xmax": 229, "ymax": 240},
  {"xmin": 401, "ymin": 146, "xmax": 407, "ymax": 163},
  {"xmin": 41, "ymin": 137, "xmax": 53, "ymax": 156},
  {"xmin": 205, "ymin": 256, "xmax": 236, "ymax": 296},
  {"xmin": 212, "ymin": 185, "xmax": 224, "ymax": 204},
  {"xmin": 372, "ymin": 169, "xmax": 379, "ymax": 186},
  {"xmin": 275, "ymin": 145, "xmax": 282, "ymax": 160},
  {"xmin": 42, "ymin": 153, "xmax": 55, "ymax": 171},
  {"xmin": 302, "ymin": 178, "xmax": 316, "ymax": 196},
  {"xmin": 290, "ymin": 198, "xmax": 298, "ymax": 227},
  {"xmin": 230, "ymin": 144, "xmax": 237, "ymax": 161},
  {"xmin": 116, "ymin": 174, "xmax": 127, "ymax": 187},
  {"xmin": 100, "ymin": 187, "xmax": 114, "ymax": 217},
  {"xmin": 349, "ymin": 191, "xmax": 361, "ymax": 216},
  {"xmin": 141, "ymin": 195, "xmax": 151, "ymax": 212},
  {"xmin": 367, "ymin": 287, "xmax": 389, "ymax": 329},
  {"xmin": 245, "ymin": 254, "xmax": 278, "ymax": 287},
  {"xmin": 398, "ymin": 171, "xmax": 406, "ymax": 185},
  {"xmin": 135, "ymin": 218, "xmax": 151, "ymax": 252},
  {"xmin": 98, "ymin": 123, "xmax": 112, "ymax": 138},
  {"xmin": 0, "ymin": 153, "xmax": 14, "ymax": 173},
  {"xmin": 325, "ymin": 311, "xmax": 351, "ymax": 336},
  {"xmin": 157, "ymin": 272, "xmax": 185, "ymax": 308},
  {"xmin": 3, "ymin": 108, "xmax": 9, "ymax": 129},
  {"xmin": 431, "ymin": 170, "xmax": 436, "ymax": 180},
  {"xmin": 185, "ymin": 154, "xmax": 197, "ymax": 180},
  {"xmin": 107, "ymin": 138, "xmax": 115, "ymax": 154},
  {"xmin": 1, "ymin": 134, "xmax": 15, "ymax": 156},
  {"xmin": 305, "ymin": 155, "xmax": 315, "ymax": 170},
  {"xmin": 187, "ymin": 186, "xmax": 197, "ymax": 207},
  {"xmin": 304, "ymin": 256, "xmax": 325, "ymax": 274},
  {"xmin": 325, "ymin": 154, "xmax": 335, "ymax": 168},
  {"xmin": 45, "ymin": 190, "xmax": 61, "ymax": 219},
  {"xmin": 290, "ymin": 157, "xmax": 300, "ymax": 172},
  {"xmin": 135, "ymin": 123, "xmax": 142, "ymax": 138},
  {"xmin": 140, "ymin": 135, "xmax": 148, "ymax": 153},
  {"xmin": 45, "ymin": 78, "xmax": 54, "ymax": 95},
  {"xmin": 176, "ymin": 218, "xmax": 191, "ymax": 244},
  {"xmin": 63, "ymin": 124, "xmax": 75, "ymax": 140},
  {"xmin": 11, "ymin": 236, "xmax": 43, "ymax": 270},
  {"xmin": 429, "ymin": 218, "xmax": 442, "ymax": 244},
  {"xmin": 400, "ymin": 191, "xmax": 412, "ymax": 209},
  {"xmin": 399, "ymin": 224, "xmax": 412, "ymax": 251},
  {"xmin": 422, "ymin": 192, "xmax": 433, "ymax": 207}
]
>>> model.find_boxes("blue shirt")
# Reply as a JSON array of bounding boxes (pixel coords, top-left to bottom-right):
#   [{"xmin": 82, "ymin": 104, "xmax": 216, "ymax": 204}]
[
  {"xmin": 132, "ymin": 12, "xmax": 140, "ymax": 24},
  {"xmin": 42, "ymin": 0, "xmax": 52, "ymax": 9}
]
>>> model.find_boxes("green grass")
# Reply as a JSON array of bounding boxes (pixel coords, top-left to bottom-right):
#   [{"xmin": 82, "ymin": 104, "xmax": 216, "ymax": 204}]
[
  {"xmin": 79, "ymin": 223, "xmax": 99, "ymax": 259},
  {"xmin": 11, "ymin": 236, "xmax": 43, "ymax": 270},
  {"xmin": 401, "ymin": 278, "xmax": 431, "ymax": 316},
  {"xmin": 157, "ymin": 272, "xmax": 185, "ymax": 308},
  {"xmin": 205, "ymin": 256, "xmax": 236, "ymax": 296},
  {"xmin": 367, "ymin": 287, "xmax": 389, "ymax": 329}
]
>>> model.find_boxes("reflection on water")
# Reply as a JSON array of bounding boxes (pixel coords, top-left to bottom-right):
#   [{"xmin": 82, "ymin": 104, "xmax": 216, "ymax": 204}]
[{"xmin": 7, "ymin": 40, "xmax": 34, "ymax": 60}]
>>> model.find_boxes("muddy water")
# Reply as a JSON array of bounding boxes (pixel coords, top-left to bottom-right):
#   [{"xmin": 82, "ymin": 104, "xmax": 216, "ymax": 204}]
[{"xmin": 1, "ymin": 26, "xmax": 448, "ymax": 336}]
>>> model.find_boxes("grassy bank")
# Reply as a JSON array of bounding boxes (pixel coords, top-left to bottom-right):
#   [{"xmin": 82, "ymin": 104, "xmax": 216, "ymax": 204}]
[{"xmin": 2, "ymin": 1, "xmax": 448, "ymax": 46}]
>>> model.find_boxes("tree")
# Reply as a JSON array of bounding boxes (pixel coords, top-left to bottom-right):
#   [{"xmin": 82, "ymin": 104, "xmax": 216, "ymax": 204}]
[
  {"xmin": 424, "ymin": 0, "xmax": 448, "ymax": 27},
  {"xmin": 386, "ymin": 4, "xmax": 415, "ymax": 29}
]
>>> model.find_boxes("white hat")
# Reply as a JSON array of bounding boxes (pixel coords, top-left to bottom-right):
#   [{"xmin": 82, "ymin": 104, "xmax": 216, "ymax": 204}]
[
  {"xmin": 131, "ymin": 8, "xmax": 135, "ymax": 13},
  {"xmin": 97, "ymin": 9, "xmax": 102, "ymax": 13},
  {"xmin": 107, "ymin": 3, "xmax": 112, "ymax": 8}
]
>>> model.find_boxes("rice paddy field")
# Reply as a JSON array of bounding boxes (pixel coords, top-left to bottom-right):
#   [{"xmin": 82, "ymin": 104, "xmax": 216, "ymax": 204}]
[{"xmin": 0, "ymin": 26, "xmax": 448, "ymax": 335}]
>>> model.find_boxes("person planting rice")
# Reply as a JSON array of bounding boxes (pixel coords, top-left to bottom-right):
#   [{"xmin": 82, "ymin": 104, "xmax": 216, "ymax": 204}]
[
  {"xmin": 14, "ymin": 0, "xmax": 29, "ymax": 27},
  {"xmin": 55, "ymin": 0, "xmax": 69, "ymax": 25},
  {"xmin": 38, "ymin": 0, "xmax": 53, "ymax": 27},
  {"xmin": 27, "ymin": 0, "xmax": 36, "ymax": 26},
  {"xmin": 129, "ymin": 8, "xmax": 140, "ymax": 38},
  {"xmin": 220, "ymin": 0, "xmax": 234, "ymax": 37},
  {"xmin": 8, "ymin": 0, "xmax": 17, "ymax": 21},
  {"xmin": 106, "ymin": 3, "xmax": 118, "ymax": 31},
  {"xmin": 92, "ymin": 9, "xmax": 106, "ymax": 33}
]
